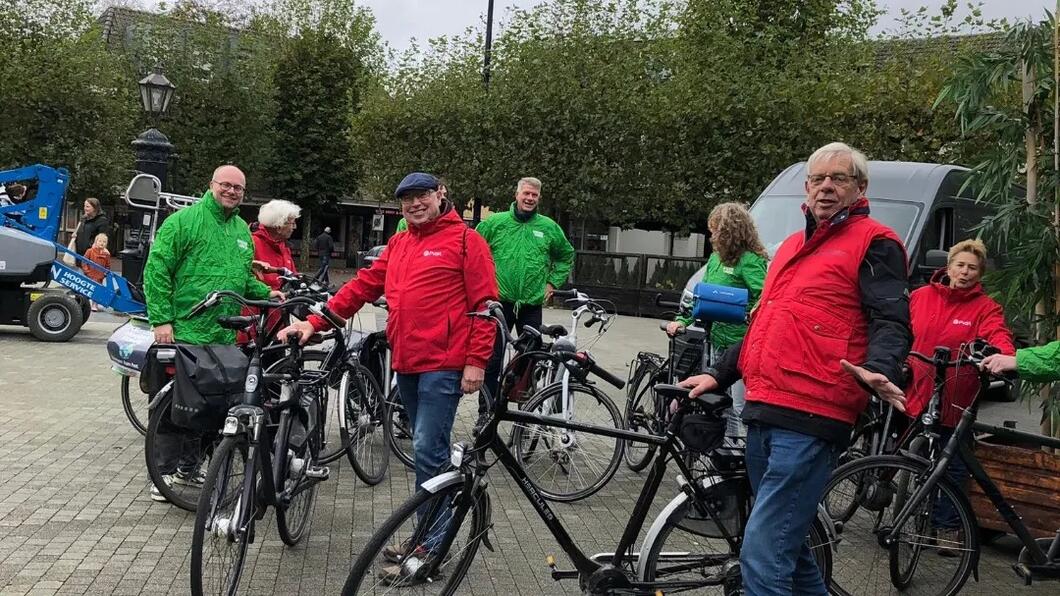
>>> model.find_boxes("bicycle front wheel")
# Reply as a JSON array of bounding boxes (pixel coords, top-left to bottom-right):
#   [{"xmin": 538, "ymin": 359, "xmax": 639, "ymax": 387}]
[
  {"xmin": 624, "ymin": 359, "xmax": 662, "ymax": 472},
  {"xmin": 342, "ymin": 480, "xmax": 491, "ymax": 595},
  {"xmin": 823, "ymin": 455, "xmax": 978, "ymax": 596},
  {"xmin": 190, "ymin": 436, "xmax": 252, "ymax": 596},
  {"xmin": 341, "ymin": 364, "xmax": 391, "ymax": 485},
  {"xmin": 276, "ymin": 404, "xmax": 320, "ymax": 547},
  {"xmin": 510, "ymin": 382, "xmax": 624, "ymax": 502}
]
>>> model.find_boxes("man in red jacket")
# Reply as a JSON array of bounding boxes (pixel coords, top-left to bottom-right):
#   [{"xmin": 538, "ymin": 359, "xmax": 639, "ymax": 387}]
[
  {"xmin": 680, "ymin": 143, "xmax": 911, "ymax": 595},
  {"xmin": 279, "ymin": 172, "xmax": 497, "ymax": 567}
]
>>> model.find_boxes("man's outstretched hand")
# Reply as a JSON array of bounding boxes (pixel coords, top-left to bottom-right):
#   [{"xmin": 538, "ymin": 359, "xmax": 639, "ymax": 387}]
[{"xmin": 840, "ymin": 359, "xmax": 906, "ymax": 413}]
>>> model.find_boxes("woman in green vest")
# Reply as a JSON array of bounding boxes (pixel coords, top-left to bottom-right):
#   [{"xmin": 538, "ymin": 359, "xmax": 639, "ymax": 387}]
[{"xmin": 666, "ymin": 202, "xmax": 768, "ymax": 436}]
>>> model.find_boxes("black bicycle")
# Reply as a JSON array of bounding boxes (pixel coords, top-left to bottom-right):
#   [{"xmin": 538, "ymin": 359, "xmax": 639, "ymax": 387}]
[
  {"xmin": 821, "ymin": 339, "xmax": 1060, "ymax": 595},
  {"xmin": 341, "ymin": 302, "xmax": 836, "ymax": 595},
  {"xmin": 187, "ymin": 291, "xmax": 344, "ymax": 596}
]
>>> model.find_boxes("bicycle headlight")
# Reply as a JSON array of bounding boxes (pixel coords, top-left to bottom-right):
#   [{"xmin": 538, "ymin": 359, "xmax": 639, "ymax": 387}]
[{"xmin": 450, "ymin": 442, "xmax": 466, "ymax": 468}]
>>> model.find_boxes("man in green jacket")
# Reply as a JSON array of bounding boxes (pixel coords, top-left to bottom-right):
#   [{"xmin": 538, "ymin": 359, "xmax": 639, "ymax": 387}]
[
  {"xmin": 142, "ymin": 165, "xmax": 278, "ymax": 503},
  {"xmin": 144, "ymin": 165, "xmax": 276, "ymax": 345},
  {"xmin": 476, "ymin": 176, "xmax": 575, "ymax": 408}
]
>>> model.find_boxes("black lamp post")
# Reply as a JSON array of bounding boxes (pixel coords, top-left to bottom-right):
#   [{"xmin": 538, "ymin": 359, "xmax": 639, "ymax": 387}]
[
  {"xmin": 126, "ymin": 66, "xmax": 175, "ymax": 285},
  {"xmin": 472, "ymin": 0, "xmax": 496, "ymax": 225},
  {"xmin": 131, "ymin": 66, "xmax": 176, "ymax": 190}
]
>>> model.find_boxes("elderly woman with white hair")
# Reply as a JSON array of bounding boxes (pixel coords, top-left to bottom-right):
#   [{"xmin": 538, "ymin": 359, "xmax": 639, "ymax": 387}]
[{"xmin": 251, "ymin": 199, "xmax": 301, "ymax": 289}]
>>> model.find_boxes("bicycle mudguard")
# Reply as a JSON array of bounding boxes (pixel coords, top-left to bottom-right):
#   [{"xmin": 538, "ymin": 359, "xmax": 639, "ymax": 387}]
[{"xmin": 420, "ymin": 470, "xmax": 463, "ymax": 493}]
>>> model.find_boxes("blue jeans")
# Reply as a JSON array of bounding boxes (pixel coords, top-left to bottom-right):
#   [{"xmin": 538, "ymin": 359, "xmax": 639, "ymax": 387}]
[
  {"xmin": 395, "ymin": 370, "xmax": 462, "ymax": 550},
  {"xmin": 931, "ymin": 427, "xmax": 969, "ymax": 529},
  {"xmin": 742, "ymin": 423, "xmax": 838, "ymax": 596}
]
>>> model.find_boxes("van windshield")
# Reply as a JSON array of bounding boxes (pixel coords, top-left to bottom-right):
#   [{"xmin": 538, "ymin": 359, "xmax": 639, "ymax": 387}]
[{"xmin": 749, "ymin": 196, "xmax": 921, "ymax": 257}]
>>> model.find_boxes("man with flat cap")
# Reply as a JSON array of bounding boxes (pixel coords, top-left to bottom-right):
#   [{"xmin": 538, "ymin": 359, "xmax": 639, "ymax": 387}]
[{"xmin": 281, "ymin": 173, "xmax": 498, "ymax": 540}]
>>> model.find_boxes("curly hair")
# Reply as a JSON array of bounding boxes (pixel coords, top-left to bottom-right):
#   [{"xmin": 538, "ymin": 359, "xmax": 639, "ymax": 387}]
[{"xmin": 708, "ymin": 202, "xmax": 768, "ymax": 266}]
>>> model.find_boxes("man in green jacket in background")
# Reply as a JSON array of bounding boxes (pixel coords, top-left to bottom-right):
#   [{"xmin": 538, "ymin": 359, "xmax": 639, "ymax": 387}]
[
  {"xmin": 142, "ymin": 165, "xmax": 279, "ymax": 503},
  {"xmin": 477, "ymin": 176, "xmax": 575, "ymax": 410},
  {"xmin": 144, "ymin": 165, "xmax": 277, "ymax": 345}
]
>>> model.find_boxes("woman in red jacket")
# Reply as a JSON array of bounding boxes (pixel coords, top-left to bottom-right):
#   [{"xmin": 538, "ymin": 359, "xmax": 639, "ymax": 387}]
[
  {"xmin": 906, "ymin": 238, "xmax": 1014, "ymax": 554},
  {"xmin": 241, "ymin": 200, "xmax": 300, "ymax": 342}
]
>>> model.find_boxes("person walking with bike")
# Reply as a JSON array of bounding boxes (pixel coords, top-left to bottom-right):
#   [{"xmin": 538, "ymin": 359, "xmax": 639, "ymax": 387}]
[
  {"xmin": 143, "ymin": 164, "xmax": 280, "ymax": 502},
  {"xmin": 905, "ymin": 239, "xmax": 1014, "ymax": 554},
  {"xmin": 476, "ymin": 176, "xmax": 575, "ymax": 413},
  {"xmin": 679, "ymin": 142, "xmax": 911, "ymax": 596},
  {"xmin": 666, "ymin": 202, "xmax": 767, "ymax": 437},
  {"xmin": 279, "ymin": 172, "xmax": 498, "ymax": 576}
]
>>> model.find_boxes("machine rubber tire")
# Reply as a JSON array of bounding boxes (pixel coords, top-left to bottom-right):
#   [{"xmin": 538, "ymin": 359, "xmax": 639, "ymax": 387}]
[{"xmin": 27, "ymin": 293, "xmax": 83, "ymax": 342}]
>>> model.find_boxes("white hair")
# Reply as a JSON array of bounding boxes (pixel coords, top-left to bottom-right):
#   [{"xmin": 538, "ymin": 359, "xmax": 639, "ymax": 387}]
[
  {"xmin": 258, "ymin": 199, "xmax": 301, "ymax": 228},
  {"xmin": 807, "ymin": 142, "xmax": 869, "ymax": 183}
]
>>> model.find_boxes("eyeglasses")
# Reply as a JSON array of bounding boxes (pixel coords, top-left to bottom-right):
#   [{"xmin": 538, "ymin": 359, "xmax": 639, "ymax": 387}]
[
  {"xmin": 212, "ymin": 180, "xmax": 246, "ymax": 194},
  {"xmin": 398, "ymin": 190, "xmax": 435, "ymax": 205},
  {"xmin": 807, "ymin": 172, "xmax": 857, "ymax": 186}
]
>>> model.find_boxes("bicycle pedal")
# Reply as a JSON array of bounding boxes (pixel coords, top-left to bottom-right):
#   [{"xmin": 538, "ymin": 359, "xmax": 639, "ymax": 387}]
[
  {"xmin": 545, "ymin": 555, "xmax": 578, "ymax": 580},
  {"xmin": 305, "ymin": 465, "xmax": 329, "ymax": 480}
]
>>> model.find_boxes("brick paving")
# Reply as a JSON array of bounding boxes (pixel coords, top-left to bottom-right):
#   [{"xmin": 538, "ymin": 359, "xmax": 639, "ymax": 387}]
[{"xmin": 0, "ymin": 308, "xmax": 1054, "ymax": 595}]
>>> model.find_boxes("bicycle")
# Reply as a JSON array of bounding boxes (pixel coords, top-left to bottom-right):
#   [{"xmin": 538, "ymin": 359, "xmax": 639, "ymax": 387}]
[
  {"xmin": 187, "ymin": 291, "xmax": 344, "ymax": 596},
  {"xmin": 340, "ymin": 303, "xmax": 836, "ymax": 595},
  {"xmin": 507, "ymin": 287, "xmax": 628, "ymax": 502},
  {"xmin": 624, "ymin": 294, "xmax": 711, "ymax": 472},
  {"xmin": 821, "ymin": 339, "xmax": 1060, "ymax": 595}
]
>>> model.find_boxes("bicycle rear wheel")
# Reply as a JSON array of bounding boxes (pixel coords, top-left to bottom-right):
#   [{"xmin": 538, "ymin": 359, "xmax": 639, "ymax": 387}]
[
  {"xmin": 190, "ymin": 436, "xmax": 251, "ymax": 596},
  {"xmin": 624, "ymin": 359, "xmax": 662, "ymax": 472},
  {"xmin": 510, "ymin": 382, "xmax": 624, "ymax": 502},
  {"xmin": 276, "ymin": 398, "xmax": 321, "ymax": 546},
  {"xmin": 341, "ymin": 364, "xmax": 391, "ymax": 485},
  {"xmin": 121, "ymin": 375, "xmax": 149, "ymax": 436},
  {"xmin": 386, "ymin": 386, "xmax": 416, "ymax": 470},
  {"xmin": 342, "ymin": 480, "xmax": 490, "ymax": 595},
  {"xmin": 144, "ymin": 389, "xmax": 215, "ymax": 511},
  {"xmin": 822, "ymin": 455, "xmax": 977, "ymax": 596}
]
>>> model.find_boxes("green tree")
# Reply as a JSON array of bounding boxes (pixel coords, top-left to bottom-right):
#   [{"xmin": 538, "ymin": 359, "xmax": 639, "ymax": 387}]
[{"xmin": 0, "ymin": 0, "xmax": 137, "ymax": 205}]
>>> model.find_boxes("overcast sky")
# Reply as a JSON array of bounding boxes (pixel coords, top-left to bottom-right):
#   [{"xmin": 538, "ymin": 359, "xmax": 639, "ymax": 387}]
[{"xmin": 359, "ymin": 0, "xmax": 1053, "ymax": 53}]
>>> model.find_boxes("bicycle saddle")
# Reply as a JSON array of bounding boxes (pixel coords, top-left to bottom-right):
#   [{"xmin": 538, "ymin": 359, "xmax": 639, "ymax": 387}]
[{"xmin": 538, "ymin": 324, "xmax": 568, "ymax": 338}]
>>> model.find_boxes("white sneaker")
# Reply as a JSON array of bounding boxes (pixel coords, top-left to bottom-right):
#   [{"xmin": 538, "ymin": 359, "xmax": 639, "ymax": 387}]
[{"xmin": 150, "ymin": 476, "xmax": 172, "ymax": 502}]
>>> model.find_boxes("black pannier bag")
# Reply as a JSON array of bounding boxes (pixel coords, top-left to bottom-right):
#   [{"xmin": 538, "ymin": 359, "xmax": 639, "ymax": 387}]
[
  {"xmin": 171, "ymin": 345, "xmax": 249, "ymax": 430},
  {"xmin": 679, "ymin": 412, "xmax": 726, "ymax": 454}
]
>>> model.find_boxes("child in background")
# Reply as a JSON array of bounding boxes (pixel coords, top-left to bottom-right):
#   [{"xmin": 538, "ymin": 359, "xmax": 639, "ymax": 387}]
[{"xmin": 83, "ymin": 233, "xmax": 111, "ymax": 310}]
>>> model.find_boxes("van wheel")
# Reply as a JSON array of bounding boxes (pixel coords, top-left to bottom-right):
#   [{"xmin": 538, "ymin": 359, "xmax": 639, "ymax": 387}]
[
  {"xmin": 27, "ymin": 293, "xmax": 84, "ymax": 342},
  {"xmin": 76, "ymin": 295, "xmax": 92, "ymax": 324}
]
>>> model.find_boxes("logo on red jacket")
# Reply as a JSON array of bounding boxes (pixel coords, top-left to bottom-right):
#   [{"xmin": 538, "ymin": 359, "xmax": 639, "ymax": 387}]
[
  {"xmin": 423, "ymin": 250, "xmax": 443, "ymax": 257},
  {"xmin": 952, "ymin": 318, "xmax": 972, "ymax": 326}
]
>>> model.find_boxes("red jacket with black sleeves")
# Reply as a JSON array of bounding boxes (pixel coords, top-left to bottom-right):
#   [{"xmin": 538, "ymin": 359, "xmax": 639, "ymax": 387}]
[
  {"xmin": 310, "ymin": 207, "xmax": 498, "ymax": 374},
  {"xmin": 739, "ymin": 198, "xmax": 906, "ymax": 425},
  {"xmin": 906, "ymin": 269, "xmax": 1014, "ymax": 427}
]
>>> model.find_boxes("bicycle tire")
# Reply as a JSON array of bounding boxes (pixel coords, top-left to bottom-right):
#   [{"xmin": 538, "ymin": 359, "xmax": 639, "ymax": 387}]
[
  {"xmin": 624, "ymin": 359, "xmax": 662, "ymax": 472},
  {"xmin": 386, "ymin": 386, "xmax": 416, "ymax": 470},
  {"xmin": 121, "ymin": 375, "xmax": 149, "ymax": 436},
  {"xmin": 510, "ymin": 381, "xmax": 624, "ymax": 502},
  {"xmin": 144, "ymin": 389, "xmax": 215, "ymax": 512},
  {"xmin": 642, "ymin": 497, "xmax": 832, "ymax": 593},
  {"xmin": 340, "ymin": 363, "xmax": 391, "ymax": 485},
  {"xmin": 823, "ymin": 455, "xmax": 978, "ymax": 596},
  {"xmin": 190, "ymin": 436, "xmax": 251, "ymax": 596},
  {"xmin": 275, "ymin": 394, "xmax": 321, "ymax": 546},
  {"xmin": 303, "ymin": 351, "xmax": 347, "ymax": 466},
  {"xmin": 342, "ymin": 480, "xmax": 490, "ymax": 595}
]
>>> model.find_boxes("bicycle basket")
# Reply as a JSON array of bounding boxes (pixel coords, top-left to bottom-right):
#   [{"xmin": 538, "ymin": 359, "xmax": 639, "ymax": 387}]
[
  {"xmin": 676, "ymin": 476, "xmax": 747, "ymax": 539},
  {"xmin": 680, "ymin": 412, "xmax": 726, "ymax": 454}
]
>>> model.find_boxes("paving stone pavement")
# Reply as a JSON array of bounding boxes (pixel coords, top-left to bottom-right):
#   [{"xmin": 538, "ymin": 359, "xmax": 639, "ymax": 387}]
[{"xmin": 0, "ymin": 306, "xmax": 1054, "ymax": 595}]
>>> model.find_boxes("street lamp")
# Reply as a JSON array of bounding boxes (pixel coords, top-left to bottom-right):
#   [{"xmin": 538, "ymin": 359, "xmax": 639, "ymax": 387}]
[
  {"xmin": 127, "ymin": 65, "xmax": 176, "ymax": 285},
  {"xmin": 137, "ymin": 67, "xmax": 176, "ymax": 122},
  {"xmin": 472, "ymin": 0, "xmax": 496, "ymax": 225}
]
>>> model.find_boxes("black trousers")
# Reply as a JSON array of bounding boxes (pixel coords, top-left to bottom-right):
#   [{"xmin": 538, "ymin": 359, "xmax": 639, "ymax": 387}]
[{"xmin": 481, "ymin": 301, "xmax": 543, "ymax": 414}]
